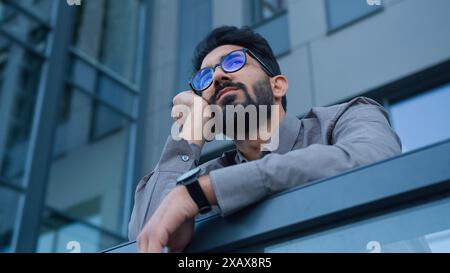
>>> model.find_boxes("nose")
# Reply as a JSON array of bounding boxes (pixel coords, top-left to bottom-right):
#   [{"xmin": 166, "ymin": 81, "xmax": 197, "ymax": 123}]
[{"xmin": 212, "ymin": 65, "xmax": 232, "ymax": 88}]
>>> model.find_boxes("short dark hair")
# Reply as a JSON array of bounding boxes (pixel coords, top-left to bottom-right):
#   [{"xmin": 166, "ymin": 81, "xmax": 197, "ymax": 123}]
[{"xmin": 193, "ymin": 26, "xmax": 287, "ymax": 111}]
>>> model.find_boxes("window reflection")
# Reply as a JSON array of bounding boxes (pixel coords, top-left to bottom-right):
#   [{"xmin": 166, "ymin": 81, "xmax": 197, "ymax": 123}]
[
  {"xmin": 72, "ymin": 0, "xmax": 140, "ymax": 83},
  {"xmin": 0, "ymin": 40, "xmax": 44, "ymax": 184},
  {"xmin": 0, "ymin": 0, "xmax": 143, "ymax": 253},
  {"xmin": 48, "ymin": 89, "xmax": 131, "ymax": 237},
  {"xmin": 38, "ymin": 212, "xmax": 125, "ymax": 253},
  {"xmin": 0, "ymin": 186, "xmax": 21, "ymax": 253},
  {"xmin": 265, "ymin": 197, "xmax": 450, "ymax": 253},
  {"xmin": 251, "ymin": 0, "xmax": 286, "ymax": 26},
  {"xmin": 0, "ymin": 0, "xmax": 51, "ymax": 53},
  {"xmin": 391, "ymin": 83, "xmax": 450, "ymax": 152},
  {"xmin": 325, "ymin": 0, "xmax": 381, "ymax": 31}
]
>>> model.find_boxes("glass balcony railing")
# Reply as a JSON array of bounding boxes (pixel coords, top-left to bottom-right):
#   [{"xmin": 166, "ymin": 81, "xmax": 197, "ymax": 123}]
[{"xmin": 104, "ymin": 139, "xmax": 450, "ymax": 253}]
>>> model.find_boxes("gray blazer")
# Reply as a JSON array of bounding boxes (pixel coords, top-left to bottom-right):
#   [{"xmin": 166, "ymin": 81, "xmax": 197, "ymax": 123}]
[{"xmin": 128, "ymin": 96, "xmax": 402, "ymax": 240}]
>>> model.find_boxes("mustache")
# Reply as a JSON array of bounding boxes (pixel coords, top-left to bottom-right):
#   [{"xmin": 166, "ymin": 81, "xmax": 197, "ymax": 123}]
[{"xmin": 211, "ymin": 82, "xmax": 247, "ymax": 104}]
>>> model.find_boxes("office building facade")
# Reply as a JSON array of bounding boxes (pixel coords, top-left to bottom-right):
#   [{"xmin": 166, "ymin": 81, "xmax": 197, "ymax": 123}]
[{"xmin": 0, "ymin": 0, "xmax": 449, "ymax": 252}]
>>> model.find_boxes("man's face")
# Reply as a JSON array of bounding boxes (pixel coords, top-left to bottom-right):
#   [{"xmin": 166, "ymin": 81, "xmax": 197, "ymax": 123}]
[{"xmin": 199, "ymin": 45, "xmax": 274, "ymax": 110}]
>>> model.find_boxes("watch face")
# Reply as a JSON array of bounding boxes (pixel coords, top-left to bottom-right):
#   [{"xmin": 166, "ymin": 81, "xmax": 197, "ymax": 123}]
[{"xmin": 177, "ymin": 167, "xmax": 200, "ymax": 183}]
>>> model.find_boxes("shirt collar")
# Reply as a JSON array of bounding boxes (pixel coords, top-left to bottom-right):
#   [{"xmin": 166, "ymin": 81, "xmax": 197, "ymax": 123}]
[
  {"xmin": 231, "ymin": 114, "xmax": 301, "ymax": 164},
  {"xmin": 235, "ymin": 149, "xmax": 248, "ymax": 163},
  {"xmin": 271, "ymin": 114, "xmax": 302, "ymax": 154}
]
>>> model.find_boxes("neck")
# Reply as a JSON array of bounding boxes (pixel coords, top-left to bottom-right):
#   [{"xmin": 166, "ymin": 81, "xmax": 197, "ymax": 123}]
[{"xmin": 234, "ymin": 106, "xmax": 285, "ymax": 161}]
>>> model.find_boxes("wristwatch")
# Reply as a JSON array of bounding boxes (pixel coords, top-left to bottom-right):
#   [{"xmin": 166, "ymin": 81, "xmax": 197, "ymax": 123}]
[{"xmin": 176, "ymin": 167, "xmax": 211, "ymax": 214}]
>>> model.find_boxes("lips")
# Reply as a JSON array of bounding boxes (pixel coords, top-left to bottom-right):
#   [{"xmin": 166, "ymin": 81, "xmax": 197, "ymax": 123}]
[{"xmin": 217, "ymin": 87, "xmax": 238, "ymax": 102}]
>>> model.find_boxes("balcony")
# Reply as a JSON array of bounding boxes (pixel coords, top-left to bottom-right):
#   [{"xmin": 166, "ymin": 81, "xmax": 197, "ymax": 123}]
[{"xmin": 104, "ymin": 139, "xmax": 450, "ymax": 253}]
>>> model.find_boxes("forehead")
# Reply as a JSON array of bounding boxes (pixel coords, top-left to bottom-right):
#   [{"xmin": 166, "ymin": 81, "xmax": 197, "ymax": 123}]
[{"xmin": 201, "ymin": 44, "xmax": 244, "ymax": 68}]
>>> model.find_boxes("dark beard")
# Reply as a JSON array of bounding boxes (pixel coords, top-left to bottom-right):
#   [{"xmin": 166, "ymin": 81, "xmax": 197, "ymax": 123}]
[{"xmin": 211, "ymin": 78, "xmax": 274, "ymax": 139}]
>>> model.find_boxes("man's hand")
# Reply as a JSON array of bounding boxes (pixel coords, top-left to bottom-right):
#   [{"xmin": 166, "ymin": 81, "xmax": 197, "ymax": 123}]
[
  {"xmin": 136, "ymin": 185, "xmax": 198, "ymax": 253},
  {"xmin": 172, "ymin": 91, "xmax": 212, "ymax": 148},
  {"xmin": 136, "ymin": 175, "xmax": 217, "ymax": 253}
]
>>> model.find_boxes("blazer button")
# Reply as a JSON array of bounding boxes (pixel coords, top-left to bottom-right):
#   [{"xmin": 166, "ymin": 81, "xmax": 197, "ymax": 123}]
[{"xmin": 181, "ymin": 155, "xmax": 190, "ymax": 162}]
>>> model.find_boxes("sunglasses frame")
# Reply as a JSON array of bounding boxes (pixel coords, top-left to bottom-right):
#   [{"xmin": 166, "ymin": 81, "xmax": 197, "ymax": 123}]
[{"xmin": 189, "ymin": 48, "xmax": 275, "ymax": 95}]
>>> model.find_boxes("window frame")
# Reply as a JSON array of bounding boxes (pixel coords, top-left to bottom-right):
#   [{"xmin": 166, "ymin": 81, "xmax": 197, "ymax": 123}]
[
  {"xmin": 324, "ymin": 0, "xmax": 384, "ymax": 34},
  {"xmin": 249, "ymin": 0, "xmax": 288, "ymax": 29}
]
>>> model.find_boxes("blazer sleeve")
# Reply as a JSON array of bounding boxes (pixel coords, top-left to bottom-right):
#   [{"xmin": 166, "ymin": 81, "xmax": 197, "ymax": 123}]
[{"xmin": 128, "ymin": 137, "xmax": 201, "ymax": 240}]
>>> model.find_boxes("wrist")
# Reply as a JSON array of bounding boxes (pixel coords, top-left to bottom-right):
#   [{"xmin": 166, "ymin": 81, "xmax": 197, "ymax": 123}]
[
  {"xmin": 198, "ymin": 175, "xmax": 217, "ymax": 206},
  {"xmin": 187, "ymin": 139, "xmax": 205, "ymax": 148},
  {"xmin": 174, "ymin": 185, "xmax": 199, "ymax": 217}
]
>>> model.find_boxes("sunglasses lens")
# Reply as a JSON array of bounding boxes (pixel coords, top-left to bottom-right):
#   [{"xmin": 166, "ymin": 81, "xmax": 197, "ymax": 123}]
[
  {"xmin": 222, "ymin": 50, "xmax": 245, "ymax": 73},
  {"xmin": 192, "ymin": 67, "xmax": 213, "ymax": 92}
]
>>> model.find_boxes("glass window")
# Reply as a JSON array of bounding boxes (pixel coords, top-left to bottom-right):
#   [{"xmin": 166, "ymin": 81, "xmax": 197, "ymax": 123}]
[
  {"xmin": 37, "ymin": 211, "xmax": 125, "ymax": 253},
  {"xmin": 264, "ymin": 196, "xmax": 450, "ymax": 253},
  {"xmin": 0, "ymin": 0, "xmax": 142, "ymax": 253},
  {"xmin": 247, "ymin": 0, "xmax": 289, "ymax": 57},
  {"xmin": 92, "ymin": 75, "xmax": 136, "ymax": 139},
  {"xmin": 48, "ymin": 89, "xmax": 131, "ymax": 241},
  {"xmin": 0, "ymin": 0, "xmax": 51, "ymax": 53},
  {"xmin": 6, "ymin": 0, "xmax": 54, "ymax": 19},
  {"xmin": 67, "ymin": 57, "xmax": 137, "ymax": 141},
  {"xmin": 0, "ymin": 7, "xmax": 46, "ymax": 186},
  {"xmin": 0, "ymin": 186, "xmax": 21, "ymax": 253},
  {"xmin": 253, "ymin": 12, "xmax": 290, "ymax": 57},
  {"xmin": 325, "ymin": 0, "xmax": 382, "ymax": 31},
  {"xmin": 53, "ymin": 87, "xmax": 94, "ymax": 156},
  {"xmin": 72, "ymin": 0, "xmax": 141, "ymax": 83},
  {"xmin": 251, "ymin": 0, "xmax": 286, "ymax": 26},
  {"xmin": 70, "ymin": 0, "xmax": 141, "ymax": 139},
  {"xmin": 177, "ymin": 0, "xmax": 212, "ymax": 93},
  {"xmin": 390, "ymin": 83, "xmax": 450, "ymax": 152}
]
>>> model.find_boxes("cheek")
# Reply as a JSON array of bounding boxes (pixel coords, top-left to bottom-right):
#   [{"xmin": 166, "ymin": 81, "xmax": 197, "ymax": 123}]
[
  {"xmin": 231, "ymin": 89, "xmax": 255, "ymax": 105},
  {"xmin": 201, "ymin": 87, "xmax": 215, "ymax": 101},
  {"xmin": 243, "ymin": 85, "xmax": 258, "ymax": 100}
]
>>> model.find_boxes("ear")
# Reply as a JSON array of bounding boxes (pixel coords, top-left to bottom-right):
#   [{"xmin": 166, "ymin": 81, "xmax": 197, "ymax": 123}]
[{"xmin": 271, "ymin": 75, "xmax": 288, "ymax": 100}]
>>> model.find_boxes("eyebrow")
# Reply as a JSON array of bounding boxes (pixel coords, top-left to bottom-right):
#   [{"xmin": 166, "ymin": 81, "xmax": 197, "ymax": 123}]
[
  {"xmin": 203, "ymin": 53, "xmax": 227, "ymax": 69},
  {"xmin": 204, "ymin": 48, "xmax": 246, "ymax": 69}
]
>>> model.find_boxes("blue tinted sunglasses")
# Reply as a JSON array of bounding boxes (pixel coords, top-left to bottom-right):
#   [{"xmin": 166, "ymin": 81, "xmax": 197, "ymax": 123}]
[{"xmin": 189, "ymin": 48, "xmax": 275, "ymax": 95}]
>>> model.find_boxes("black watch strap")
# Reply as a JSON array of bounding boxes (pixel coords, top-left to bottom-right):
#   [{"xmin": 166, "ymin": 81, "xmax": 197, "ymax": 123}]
[
  {"xmin": 184, "ymin": 179, "xmax": 211, "ymax": 214},
  {"xmin": 176, "ymin": 167, "xmax": 211, "ymax": 214}
]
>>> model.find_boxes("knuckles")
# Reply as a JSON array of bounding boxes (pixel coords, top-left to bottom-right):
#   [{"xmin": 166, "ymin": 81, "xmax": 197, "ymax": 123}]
[{"xmin": 173, "ymin": 90, "xmax": 195, "ymax": 106}]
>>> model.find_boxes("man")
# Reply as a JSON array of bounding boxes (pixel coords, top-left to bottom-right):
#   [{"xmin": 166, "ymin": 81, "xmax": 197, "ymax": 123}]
[{"xmin": 129, "ymin": 26, "xmax": 402, "ymax": 252}]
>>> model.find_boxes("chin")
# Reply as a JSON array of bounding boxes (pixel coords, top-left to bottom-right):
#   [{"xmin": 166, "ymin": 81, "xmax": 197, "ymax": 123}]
[{"xmin": 218, "ymin": 94, "xmax": 238, "ymax": 107}]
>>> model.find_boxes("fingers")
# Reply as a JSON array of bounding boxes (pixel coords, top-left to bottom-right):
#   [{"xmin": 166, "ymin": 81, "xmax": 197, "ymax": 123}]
[
  {"xmin": 172, "ymin": 91, "xmax": 196, "ymax": 124},
  {"xmin": 137, "ymin": 208, "xmax": 171, "ymax": 253},
  {"xmin": 136, "ymin": 189, "xmax": 196, "ymax": 253},
  {"xmin": 137, "ymin": 227, "xmax": 166, "ymax": 253},
  {"xmin": 173, "ymin": 90, "xmax": 196, "ymax": 107},
  {"xmin": 171, "ymin": 104, "xmax": 189, "ymax": 127},
  {"xmin": 137, "ymin": 233, "xmax": 148, "ymax": 253}
]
